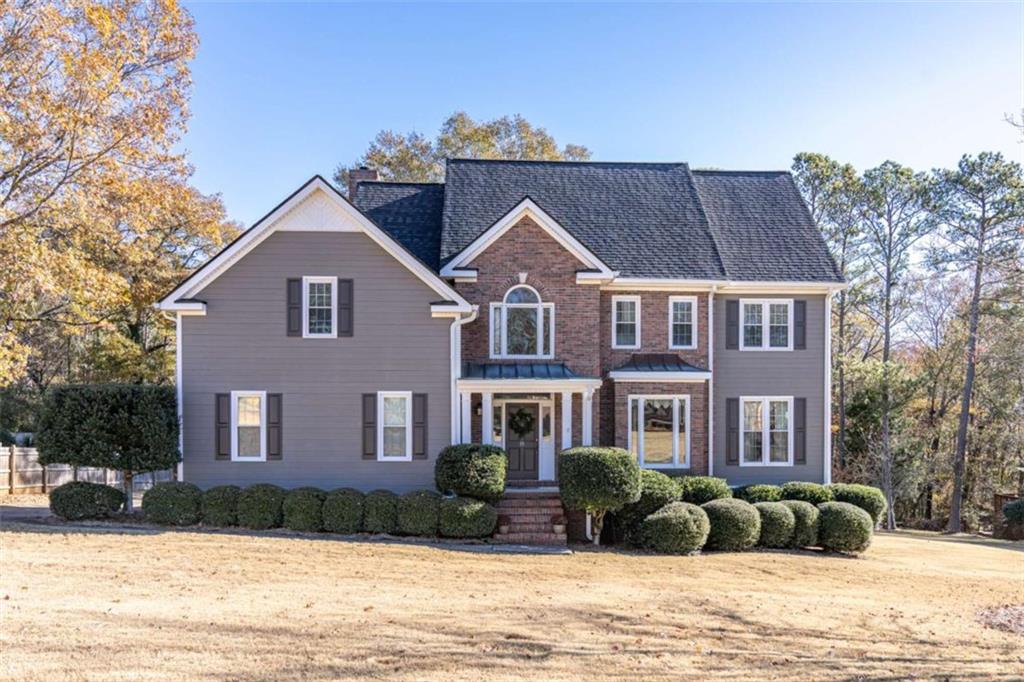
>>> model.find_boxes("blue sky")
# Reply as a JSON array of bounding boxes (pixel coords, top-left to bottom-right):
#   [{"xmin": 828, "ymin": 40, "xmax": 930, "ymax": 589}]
[{"xmin": 182, "ymin": 1, "xmax": 1022, "ymax": 226}]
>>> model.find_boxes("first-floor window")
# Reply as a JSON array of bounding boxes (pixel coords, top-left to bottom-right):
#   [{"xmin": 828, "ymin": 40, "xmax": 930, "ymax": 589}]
[
  {"xmin": 231, "ymin": 391, "xmax": 266, "ymax": 461},
  {"xmin": 377, "ymin": 391, "xmax": 412, "ymax": 461},
  {"xmin": 627, "ymin": 395, "xmax": 689, "ymax": 468},
  {"xmin": 741, "ymin": 397, "xmax": 793, "ymax": 466}
]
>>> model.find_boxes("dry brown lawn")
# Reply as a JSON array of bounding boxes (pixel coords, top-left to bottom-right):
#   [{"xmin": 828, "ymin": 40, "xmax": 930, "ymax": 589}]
[{"xmin": 1, "ymin": 521, "xmax": 1021, "ymax": 681}]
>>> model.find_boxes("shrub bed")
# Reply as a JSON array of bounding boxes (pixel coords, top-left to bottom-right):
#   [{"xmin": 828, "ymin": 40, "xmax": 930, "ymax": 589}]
[
  {"xmin": 142, "ymin": 482, "xmax": 203, "ymax": 526},
  {"xmin": 781, "ymin": 499, "xmax": 819, "ymax": 548},
  {"xmin": 201, "ymin": 485, "xmax": 241, "ymax": 526},
  {"xmin": 780, "ymin": 482, "xmax": 833, "ymax": 505},
  {"xmin": 614, "ymin": 469, "xmax": 681, "ymax": 545},
  {"xmin": 282, "ymin": 487, "xmax": 326, "ymax": 532},
  {"xmin": 639, "ymin": 502, "xmax": 710, "ymax": 555},
  {"xmin": 735, "ymin": 484, "xmax": 782, "ymax": 503},
  {"xmin": 322, "ymin": 488, "xmax": 364, "ymax": 534},
  {"xmin": 439, "ymin": 496, "xmax": 497, "ymax": 538},
  {"xmin": 49, "ymin": 481, "xmax": 124, "ymax": 520},
  {"xmin": 701, "ymin": 498, "xmax": 760, "ymax": 551},
  {"xmin": 817, "ymin": 501, "xmax": 873, "ymax": 554},
  {"xmin": 678, "ymin": 476, "xmax": 732, "ymax": 505},
  {"xmin": 397, "ymin": 490, "xmax": 441, "ymax": 536},
  {"xmin": 828, "ymin": 484, "xmax": 886, "ymax": 525},
  {"xmin": 237, "ymin": 484, "xmax": 286, "ymax": 530},
  {"xmin": 363, "ymin": 490, "xmax": 399, "ymax": 534},
  {"xmin": 435, "ymin": 444, "xmax": 507, "ymax": 502},
  {"xmin": 754, "ymin": 501, "xmax": 796, "ymax": 548}
]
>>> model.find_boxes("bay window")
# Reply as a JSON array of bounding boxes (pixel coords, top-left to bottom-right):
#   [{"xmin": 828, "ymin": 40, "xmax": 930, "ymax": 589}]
[{"xmin": 627, "ymin": 395, "xmax": 690, "ymax": 468}]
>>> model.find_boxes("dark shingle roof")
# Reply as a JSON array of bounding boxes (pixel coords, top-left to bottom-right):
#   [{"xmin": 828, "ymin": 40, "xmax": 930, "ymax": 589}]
[
  {"xmin": 461, "ymin": 362, "xmax": 583, "ymax": 380},
  {"xmin": 354, "ymin": 182, "xmax": 445, "ymax": 270},
  {"xmin": 612, "ymin": 354, "xmax": 708, "ymax": 373}
]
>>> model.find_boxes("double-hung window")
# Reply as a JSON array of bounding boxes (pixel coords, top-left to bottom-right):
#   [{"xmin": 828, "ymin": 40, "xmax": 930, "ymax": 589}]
[
  {"xmin": 668, "ymin": 296, "xmax": 697, "ymax": 349},
  {"xmin": 490, "ymin": 285, "xmax": 554, "ymax": 359},
  {"xmin": 303, "ymin": 276, "xmax": 337, "ymax": 338},
  {"xmin": 231, "ymin": 390, "xmax": 266, "ymax": 462},
  {"xmin": 627, "ymin": 395, "xmax": 690, "ymax": 468},
  {"xmin": 740, "ymin": 396, "xmax": 793, "ymax": 466},
  {"xmin": 612, "ymin": 295, "xmax": 640, "ymax": 349},
  {"xmin": 377, "ymin": 391, "xmax": 412, "ymax": 462},
  {"xmin": 740, "ymin": 299, "xmax": 792, "ymax": 350}
]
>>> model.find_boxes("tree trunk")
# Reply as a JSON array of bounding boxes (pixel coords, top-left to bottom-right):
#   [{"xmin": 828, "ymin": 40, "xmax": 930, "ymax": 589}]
[
  {"xmin": 591, "ymin": 510, "xmax": 606, "ymax": 546},
  {"xmin": 837, "ymin": 289, "xmax": 848, "ymax": 471},
  {"xmin": 881, "ymin": 256, "xmax": 896, "ymax": 530},
  {"xmin": 123, "ymin": 470, "xmax": 134, "ymax": 513}
]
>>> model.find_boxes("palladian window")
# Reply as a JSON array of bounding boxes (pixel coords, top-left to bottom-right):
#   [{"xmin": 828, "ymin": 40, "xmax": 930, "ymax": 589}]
[{"xmin": 489, "ymin": 285, "xmax": 554, "ymax": 359}]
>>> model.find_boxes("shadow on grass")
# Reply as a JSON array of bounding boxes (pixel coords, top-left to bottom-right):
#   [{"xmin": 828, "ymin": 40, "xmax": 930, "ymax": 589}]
[{"xmin": 876, "ymin": 529, "xmax": 1024, "ymax": 553}]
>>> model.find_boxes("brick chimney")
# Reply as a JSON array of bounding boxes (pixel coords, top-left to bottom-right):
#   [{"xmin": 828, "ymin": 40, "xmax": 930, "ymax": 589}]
[{"xmin": 347, "ymin": 166, "xmax": 378, "ymax": 200}]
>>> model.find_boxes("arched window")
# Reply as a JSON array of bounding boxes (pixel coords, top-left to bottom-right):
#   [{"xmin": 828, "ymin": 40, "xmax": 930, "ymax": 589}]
[{"xmin": 490, "ymin": 285, "xmax": 554, "ymax": 358}]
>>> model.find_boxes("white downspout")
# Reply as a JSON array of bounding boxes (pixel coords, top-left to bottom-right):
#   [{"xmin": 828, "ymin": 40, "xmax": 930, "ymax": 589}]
[
  {"xmin": 449, "ymin": 306, "xmax": 479, "ymax": 443},
  {"xmin": 708, "ymin": 286, "xmax": 716, "ymax": 478}
]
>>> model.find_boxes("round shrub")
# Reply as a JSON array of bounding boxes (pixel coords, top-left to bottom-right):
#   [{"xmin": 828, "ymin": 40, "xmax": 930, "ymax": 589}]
[
  {"xmin": 678, "ymin": 476, "xmax": 732, "ymax": 505},
  {"xmin": 435, "ymin": 444, "xmax": 507, "ymax": 502},
  {"xmin": 439, "ymin": 496, "xmax": 497, "ymax": 538},
  {"xmin": 1003, "ymin": 498, "xmax": 1024, "ymax": 525},
  {"xmin": 282, "ymin": 487, "xmax": 325, "ymax": 532},
  {"xmin": 142, "ymin": 481, "xmax": 203, "ymax": 526},
  {"xmin": 559, "ymin": 447, "xmax": 641, "ymax": 544},
  {"xmin": 397, "ymin": 490, "xmax": 441, "ymax": 536},
  {"xmin": 754, "ymin": 501, "xmax": 796, "ymax": 548},
  {"xmin": 640, "ymin": 502, "xmax": 710, "ymax": 555},
  {"xmin": 828, "ymin": 484, "xmax": 887, "ymax": 525},
  {"xmin": 363, "ymin": 489, "xmax": 399, "ymax": 534},
  {"xmin": 201, "ymin": 485, "xmax": 241, "ymax": 526},
  {"xmin": 701, "ymin": 498, "xmax": 761, "ymax": 551},
  {"xmin": 322, "ymin": 488, "xmax": 364, "ymax": 534},
  {"xmin": 735, "ymin": 484, "xmax": 782, "ymax": 504},
  {"xmin": 781, "ymin": 500, "xmax": 819, "ymax": 548},
  {"xmin": 49, "ymin": 481, "xmax": 124, "ymax": 520},
  {"xmin": 614, "ymin": 469, "xmax": 681, "ymax": 545},
  {"xmin": 780, "ymin": 481, "xmax": 833, "ymax": 505},
  {"xmin": 817, "ymin": 501, "xmax": 873, "ymax": 554},
  {"xmin": 237, "ymin": 484, "xmax": 286, "ymax": 530}
]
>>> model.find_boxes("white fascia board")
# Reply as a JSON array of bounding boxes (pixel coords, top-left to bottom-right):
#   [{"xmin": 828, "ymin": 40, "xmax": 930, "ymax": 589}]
[
  {"xmin": 431, "ymin": 302, "xmax": 474, "ymax": 318},
  {"xmin": 608, "ymin": 371, "xmax": 712, "ymax": 382},
  {"xmin": 160, "ymin": 300, "xmax": 207, "ymax": 315},
  {"xmin": 575, "ymin": 270, "xmax": 620, "ymax": 285},
  {"xmin": 440, "ymin": 198, "xmax": 614, "ymax": 278},
  {"xmin": 601, "ymin": 278, "xmax": 846, "ymax": 293},
  {"xmin": 456, "ymin": 377, "xmax": 603, "ymax": 393}
]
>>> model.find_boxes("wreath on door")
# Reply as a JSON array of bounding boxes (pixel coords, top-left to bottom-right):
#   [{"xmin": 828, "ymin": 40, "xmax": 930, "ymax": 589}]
[{"xmin": 508, "ymin": 408, "xmax": 536, "ymax": 439}]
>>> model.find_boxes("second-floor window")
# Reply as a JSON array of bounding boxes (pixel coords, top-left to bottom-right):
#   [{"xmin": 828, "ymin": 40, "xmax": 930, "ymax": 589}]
[
  {"xmin": 612, "ymin": 295, "xmax": 640, "ymax": 349},
  {"xmin": 490, "ymin": 285, "xmax": 554, "ymax": 359},
  {"xmin": 303, "ymin": 276, "xmax": 337, "ymax": 338},
  {"xmin": 669, "ymin": 296, "xmax": 697, "ymax": 349},
  {"xmin": 740, "ymin": 299, "xmax": 792, "ymax": 350}
]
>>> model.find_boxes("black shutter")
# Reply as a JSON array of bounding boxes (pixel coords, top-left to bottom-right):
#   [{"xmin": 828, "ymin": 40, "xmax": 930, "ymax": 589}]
[
  {"xmin": 362, "ymin": 394, "xmax": 376, "ymax": 459},
  {"xmin": 726, "ymin": 398, "xmax": 739, "ymax": 465},
  {"xmin": 338, "ymin": 278, "xmax": 353, "ymax": 337},
  {"xmin": 267, "ymin": 393, "xmax": 283, "ymax": 460},
  {"xmin": 794, "ymin": 300, "xmax": 807, "ymax": 350},
  {"xmin": 794, "ymin": 397, "xmax": 807, "ymax": 465},
  {"xmin": 215, "ymin": 393, "xmax": 230, "ymax": 460},
  {"xmin": 287, "ymin": 278, "xmax": 302, "ymax": 336},
  {"xmin": 412, "ymin": 394, "xmax": 427, "ymax": 460},
  {"xmin": 726, "ymin": 300, "xmax": 739, "ymax": 350}
]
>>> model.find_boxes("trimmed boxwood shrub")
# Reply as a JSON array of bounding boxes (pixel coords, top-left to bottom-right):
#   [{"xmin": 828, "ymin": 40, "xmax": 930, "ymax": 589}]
[
  {"xmin": 678, "ymin": 476, "xmax": 732, "ymax": 505},
  {"xmin": 781, "ymin": 500, "xmax": 820, "ymax": 548},
  {"xmin": 735, "ymin": 484, "xmax": 782, "ymax": 503},
  {"xmin": 817, "ymin": 501, "xmax": 873, "ymax": 554},
  {"xmin": 640, "ymin": 502, "xmax": 710, "ymax": 555},
  {"xmin": 201, "ymin": 485, "xmax": 241, "ymax": 526},
  {"xmin": 435, "ymin": 444, "xmax": 507, "ymax": 502},
  {"xmin": 828, "ymin": 484, "xmax": 886, "ymax": 525},
  {"xmin": 559, "ymin": 447, "xmax": 641, "ymax": 545},
  {"xmin": 1003, "ymin": 498, "xmax": 1024, "ymax": 525},
  {"xmin": 754, "ymin": 501, "xmax": 795, "ymax": 548},
  {"xmin": 322, "ymin": 488, "xmax": 364, "ymax": 533},
  {"xmin": 237, "ymin": 484, "xmax": 286, "ymax": 529},
  {"xmin": 614, "ymin": 469, "xmax": 681, "ymax": 545},
  {"xmin": 780, "ymin": 481, "xmax": 833, "ymax": 505},
  {"xmin": 439, "ymin": 496, "xmax": 497, "ymax": 538},
  {"xmin": 701, "ymin": 498, "xmax": 761, "ymax": 551},
  {"xmin": 142, "ymin": 481, "xmax": 203, "ymax": 526},
  {"xmin": 363, "ymin": 489, "xmax": 399, "ymax": 534},
  {"xmin": 397, "ymin": 490, "xmax": 441, "ymax": 536},
  {"xmin": 49, "ymin": 481, "xmax": 124, "ymax": 520},
  {"xmin": 282, "ymin": 487, "xmax": 326, "ymax": 532}
]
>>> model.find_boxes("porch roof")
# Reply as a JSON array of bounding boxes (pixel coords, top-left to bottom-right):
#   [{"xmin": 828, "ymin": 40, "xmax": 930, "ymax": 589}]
[
  {"xmin": 607, "ymin": 354, "xmax": 711, "ymax": 383},
  {"xmin": 462, "ymin": 361, "xmax": 582, "ymax": 380}
]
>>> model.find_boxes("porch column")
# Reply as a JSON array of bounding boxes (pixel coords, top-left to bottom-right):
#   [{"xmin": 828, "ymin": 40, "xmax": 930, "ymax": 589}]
[
  {"xmin": 561, "ymin": 390, "xmax": 573, "ymax": 451},
  {"xmin": 481, "ymin": 392, "xmax": 493, "ymax": 445},
  {"xmin": 582, "ymin": 388, "xmax": 594, "ymax": 446},
  {"xmin": 459, "ymin": 391, "xmax": 472, "ymax": 444}
]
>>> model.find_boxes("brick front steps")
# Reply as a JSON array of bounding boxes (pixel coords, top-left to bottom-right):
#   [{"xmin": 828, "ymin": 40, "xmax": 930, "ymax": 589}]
[{"xmin": 493, "ymin": 492, "xmax": 566, "ymax": 546}]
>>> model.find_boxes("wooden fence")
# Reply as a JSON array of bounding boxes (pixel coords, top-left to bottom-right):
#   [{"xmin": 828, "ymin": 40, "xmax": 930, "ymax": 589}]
[{"xmin": 0, "ymin": 446, "xmax": 172, "ymax": 495}]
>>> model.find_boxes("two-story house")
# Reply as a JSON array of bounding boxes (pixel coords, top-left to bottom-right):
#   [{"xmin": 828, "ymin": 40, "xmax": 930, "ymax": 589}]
[{"xmin": 158, "ymin": 160, "xmax": 843, "ymax": 503}]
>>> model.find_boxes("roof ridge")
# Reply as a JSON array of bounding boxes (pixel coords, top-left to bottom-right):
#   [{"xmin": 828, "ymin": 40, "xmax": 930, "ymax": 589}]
[
  {"xmin": 446, "ymin": 158, "xmax": 689, "ymax": 168},
  {"xmin": 359, "ymin": 180, "xmax": 445, "ymax": 186},
  {"xmin": 683, "ymin": 165, "xmax": 731, "ymax": 280},
  {"xmin": 691, "ymin": 169, "xmax": 791, "ymax": 176}
]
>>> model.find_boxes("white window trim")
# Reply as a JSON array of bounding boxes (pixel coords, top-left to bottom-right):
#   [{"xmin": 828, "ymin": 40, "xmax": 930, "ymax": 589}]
[
  {"xmin": 627, "ymin": 394, "xmax": 691, "ymax": 469},
  {"xmin": 488, "ymin": 285, "xmax": 555, "ymax": 360},
  {"xmin": 302, "ymin": 276, "xmax": 337, "ymax": 339},
  {"xmin": 739, "ymin": 396, "xmax": 794, "ymax": 467},
  {"xmin": 612, "ymin": 295, "xmax": 641, "ymax": 350},
  {"xmin": 377, "ymin": 391, "xmax": 413, "ymax": 462},
  {"xmin": 230, "ymin": 390, "xmax": 267, "ymax": 463},
  {"xmin": 668, "ymin": 295, "xmax": 698, "ymax": 350},
  {"xmin": 739, "ymin": 299, "xmax": 793, "ymax": 351}
]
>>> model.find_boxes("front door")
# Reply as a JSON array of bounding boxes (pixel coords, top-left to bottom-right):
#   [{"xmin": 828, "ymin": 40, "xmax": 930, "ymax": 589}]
[{"xmin": 505, "ymin": 403, "xmax": 539, "ymax": 480}]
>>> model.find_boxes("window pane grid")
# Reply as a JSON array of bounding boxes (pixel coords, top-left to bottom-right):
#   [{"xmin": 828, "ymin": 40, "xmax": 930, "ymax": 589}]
[
  {"xmin": 614, "ymin": 299, "xmax": 638, "ymax": 347},
  {"xmin": 306, "ymin": 280, "xmax": 333, "ymax": 335},
  {"xmin": 671, "ymin": 300, "xmax": 693, "ymax": 347},
  {"xmin": 491, "ymin": 298, "xmax": 553, "ymax": 358},
  {"xmin": 742, "ymin": 398, "xmax": 792, "ymax": 465}
]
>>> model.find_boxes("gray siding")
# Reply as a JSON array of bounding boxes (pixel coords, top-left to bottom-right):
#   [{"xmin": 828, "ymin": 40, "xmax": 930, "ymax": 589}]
[
  {"xmin": 713, "ymin": 294, "xmax": 827, "ymax": 486},
  {"xmin": 181, "ymin": 231, "xmax": 451, "ymax": 492}
]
